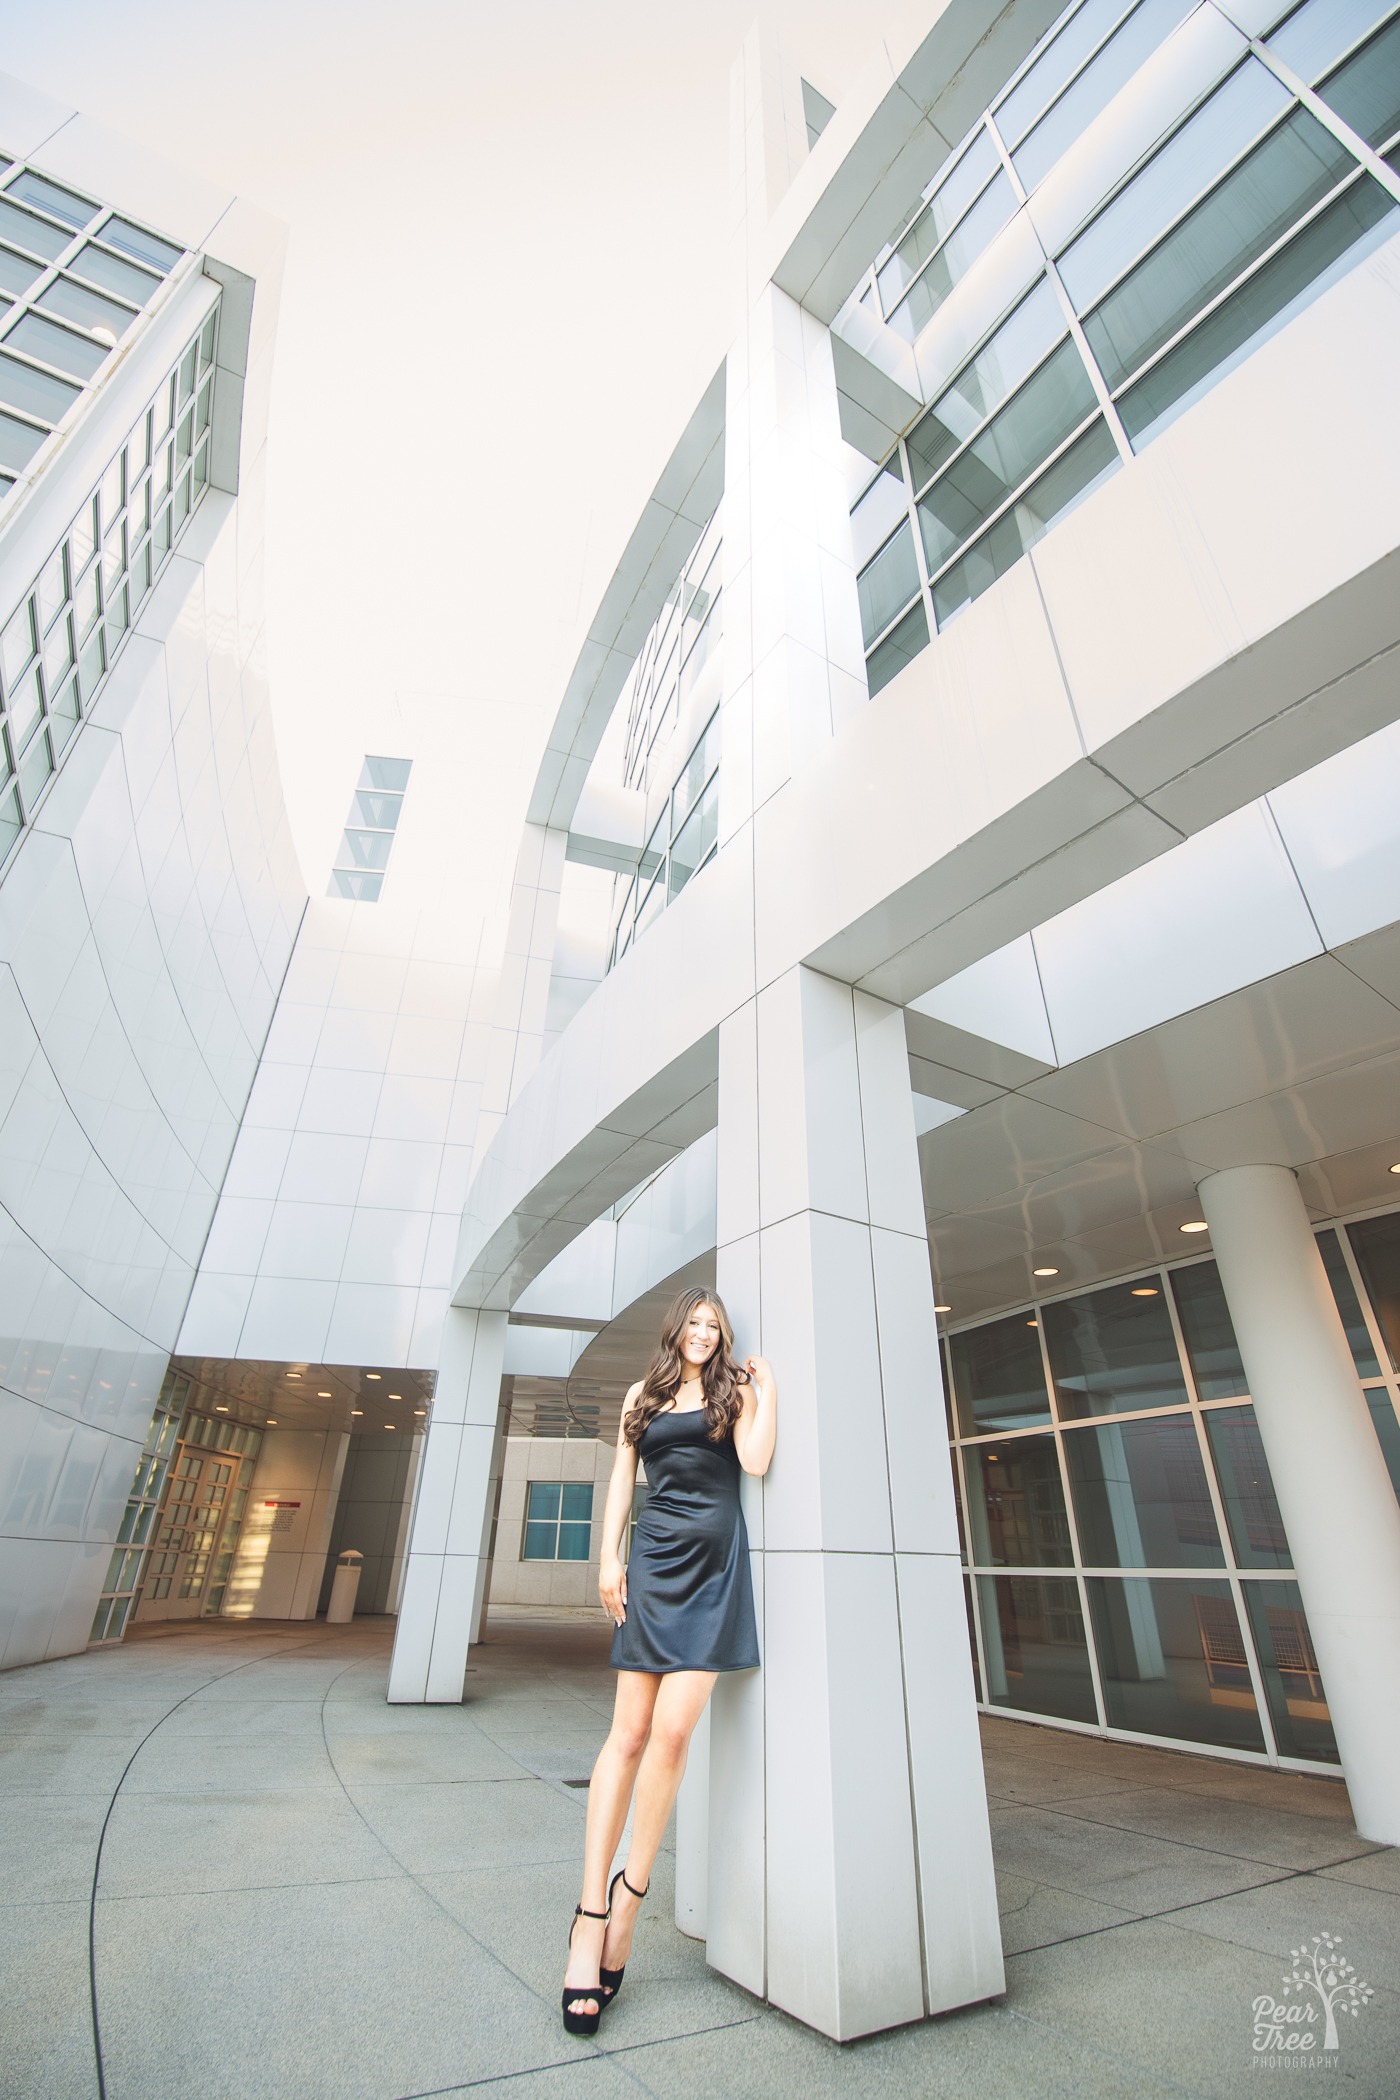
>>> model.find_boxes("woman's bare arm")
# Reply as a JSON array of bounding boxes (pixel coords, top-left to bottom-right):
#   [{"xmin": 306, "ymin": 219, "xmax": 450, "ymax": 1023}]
[
  {"xmin": 732, "ymin": 1355, "xmax": 777, "ymax": 1477},
  {"xmin": 597, "ymin": 1381, "xmax": 642, "ymax": 1624}
]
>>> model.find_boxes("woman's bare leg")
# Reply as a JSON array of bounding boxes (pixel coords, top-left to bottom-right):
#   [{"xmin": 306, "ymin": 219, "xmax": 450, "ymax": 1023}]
[
  {"xmin": 601, "ymin": 1669, "xmax": 716, "ymax": 1975},
  {"xmin": 563, "ymin": 1669, "xmax": 660, "ymax": 2017}
]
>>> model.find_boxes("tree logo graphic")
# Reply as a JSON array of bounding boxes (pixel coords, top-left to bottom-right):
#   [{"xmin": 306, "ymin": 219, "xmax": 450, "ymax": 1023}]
[{"xmin": 1251, "ymin": 1931, "xmax": 1375, "ymax": 2061}]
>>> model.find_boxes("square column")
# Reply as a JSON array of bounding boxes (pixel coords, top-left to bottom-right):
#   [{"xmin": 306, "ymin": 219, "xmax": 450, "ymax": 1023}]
[
  {"xmin": 706, "ymin": 965, "xmax": 1004, "ymax": 2038},
  {"xmin": 388, "ymin": 1304, "xmax": 507, "ymax": 1702}
]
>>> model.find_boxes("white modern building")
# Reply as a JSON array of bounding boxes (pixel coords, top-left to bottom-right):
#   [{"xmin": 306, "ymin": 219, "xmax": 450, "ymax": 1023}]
[{"xmin": 4, "ymin": 0, "xmax": 1400, "ymax": 2046}]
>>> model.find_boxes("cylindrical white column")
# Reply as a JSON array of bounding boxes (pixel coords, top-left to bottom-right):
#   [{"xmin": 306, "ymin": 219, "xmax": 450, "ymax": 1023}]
[{"xmin": 1198, "ymin": 1165, "xmax": 1400, "ymax": 1842}]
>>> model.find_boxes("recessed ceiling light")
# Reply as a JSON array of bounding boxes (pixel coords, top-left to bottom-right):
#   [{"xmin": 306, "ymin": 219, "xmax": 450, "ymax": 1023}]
[
  {"xmin": 1131, "ymin": 1287, "xmax": 1159, "ymax": 1297},
  {"xmin": 318, "ymin": 1390, "xmax": 332, "ymax": 1398},
  {"xmin": 351, "ymin": 1409, "xmax": 363, "ymax": 1416},
  {"xmin": 384, "ymin": 1422, "xmax": 394, "ymax": 1429},
  {"xmin": 414, "ymin": 1408, "xmax": 427, "ymax": 1416},
  {"xmin": 1179, "ymin": 1221, "xmax": 1209, "ymax": 1233},
  {"xmin": 1026, "ymin": 1319, "xmax": 1038, "ymax": 1328},
  {"xmin": 286, "ymin": 1372, "xmax": 302, "ymax": 1379},
  {"xmin": 986, "ymin": 1454, "xmax": 999, "ymax": 1463},
  {"xmin": 934, "ymin": 1303, "xmax": 951, "ymax": 1313},
  {"xmin": 266, "ymin": 1417, "xmax": 277, "ymax": 1424},
  {"xmin": 365, "ymin": 1372, "xmax": 381, "ymax": 1380},
  {"xmin": 1033, "ymin": 1266, "xmax": 1059, "ymax": 1277},
  {"xmin": 388, "ymin": 1393, "xmax": 401, "ymax": 1400},
  {"xmin": 1390, "ymin": 1163, "xmax": 1400, "ymax": 1175},
  {"xmin": 214, "ymin": 1404, "xmax": 229, "ymax": 1412}
]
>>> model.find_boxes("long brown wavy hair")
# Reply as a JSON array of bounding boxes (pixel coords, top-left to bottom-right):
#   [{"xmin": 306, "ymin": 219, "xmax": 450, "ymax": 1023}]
[{"xmin": 623, "ymin": 1285, "xmax": 748, "ymax": 1447}]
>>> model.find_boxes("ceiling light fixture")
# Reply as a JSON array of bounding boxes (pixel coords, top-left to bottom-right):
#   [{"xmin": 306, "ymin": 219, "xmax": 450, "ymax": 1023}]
[
  {"xmin": 1131, "ymin": 1287, "xmax": 1159, "ymax": 1297},
  {"xmin": 934, "ymin": 1303, "xmax": 951, "ymax": 1313},
  {"xmin": 318, "ymin": 1390, "xmax": 332, "ymax": 1398},
  {"xmin": 365, "ymin": 1372, "xmax": 381, "ymax": 1381},
  {"xmin": 214, "ymin": 1404, "xmax": 229, "ymax": 1412},
  {"xmin": 414, "ymin": 1408, "xmax": 427, "ymax": 1416},
  {"xmin": 1390, "ymin": 1163, "xmax": 1400, "ymax": 1175},
  {"xmin": 286, "ymin": 1371, "xmax": 302, "ymax": 1379},
  {"xmin": 1026, "ymin": 1319, "xmax": 1038, "ymax": 1328},
  {"xmin": 384, "ymin": 1422, "xmax": 394, "ymax": 1429},
  {"xmin": 351, "ymin": 1409, "xmax": 363, "ymax": 1416},
  {"xmin": 1179, "ymin": 1221, "xmax": 1209, "ymax": 1234},
  {"xmin": 388, "ymin": 1393, "xmax": 401, "ymax": 1400},
  {"xmin": 1033, "ymin": 1265, "xmax": 1059, "ymax": 1277}
]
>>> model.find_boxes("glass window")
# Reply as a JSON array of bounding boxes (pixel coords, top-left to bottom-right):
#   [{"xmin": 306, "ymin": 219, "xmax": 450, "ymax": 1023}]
[
  {"xmin": 8, "ymin": 172, "xmax": 97, "ymax": 230},
  {"xmin": 360, "ymin": 754, "xmax": 412, "ymax": 792},
  {"xmin": 1317, "ymin": 14, "xmax": 1400, "ymax": 150},
  {"xmin": 0, "ymin": 351, "xmax": 80, "ymax": 424},
  {"xmin": 0, "ymin": 198, "xmax": 69, "ymax": 261},
  {"xmin": 1, "ymin": 598, "xmax": 36, "ymax": 688},
  {"xmin": 0, "ymin": 412, "xmax": 46, "ymax": 474},
  {"xmin": 42, "ymin": 610, "xmax": 74, "ymax": 686},
  {"xmin": 1087, "ymin": 1576, "xmax": 1266, "ymax": 1750},
  {"xmin": 964, "ymin": 1433, "xmax": 1073, "ymax": 1566},
  {"xmin": 930, "ymin": 417, "xmax": 1119, "ymax": 626},
  {"xmin": 964, "ymin": 1575, "xmax": 982, "ymax": 1697},
  {"xmin": 850, "ymin": 453, "xmax": 909, "ymax": 569},
  {"xmin": 0, "ymin": 244, "xmax": 44, "ymax": 297},
  {"xmin": 523, "ymin": 1480, "xmax": 593, "ymax": 1560},
  {"xmin": 976, "ymin": 1573, "xmax": 1098, "ymax": 1720},
  {"xmin": 0, "ymin": 784, "xmax": 19, "ymax": 859},
  {"xmin": 37, "ymin": 276, "xmax": 136, "ymax": 343},
  {"xmin": 1084, "ymin": 108, "xmax": 1357, "ymax": 393},
  {"xmin": 1064, "ymin": 1415, "xmax": 1223, "ymax": 1567},
  {"xmin": 350, "ymin": 789, "xmax": 403, "ymax": 830},
  {"xmin": 1267, "ymin": 0, "xmax": 1393, "ymax": 83},
  {"xmin": 337, "ymin": 828, "xmax": 393, "ymax": 872},
  {"xmin": 69, "ymin": 242, "xmax": 159, "ymax": 305},
  {"xmin": 885, "ymin": 172, "xmax": 1018, "ymax": 343},
  {"xmin": 1013, "ymin": 0, "xmax": 1197, "ymax": 194},
  {"xmin": 877, "ymin": 128, "xmax": 1001, "ymax": 310},
  {"xmin": 19, "ymin": 727, "xmax": 53, "ymax": 806},
  {"xmin": 672, "ymin": 711, "xmax": 719, "ymax": 834},
  {"xmin": 1346, "ymin": 1213, "xmax": 1400, "ymax": 1374},
  {"xmin": 668, "ymin": 773, "xmax": 718, "ymax": 900},
  {"xmin": 329, "ymin": 868, "xmax": 383, "ymax": 902},
  {"xmin": 1044, "ymin": 1277, "xmax": 1189, "ymax": 1419},
  {"xmin": 950, "ymin": 1313, "xmax": 1051, "ymax": 1434},
  {"xmin": 679, "ymin": 593, "xmax": 721, "ymax": 697},
  {"xmin": 1201, "ymin": 1406, "xmax": 1291, "ymax": 1568},
  {"xmin": 1364, "ymin": 1392, "xmax": 1400, "ymax": 1504},
  {"xmin": 919, "ymin": 339, "xmax": 1100, "ymax": 584},
  {"xmin": 1058, "ymin": 60, "xmax": 1293, "ymax": 313},
  {"xmin": 866, "ymin": 600, "xmax": 930, "ymax": 695},
  {"xmin": 907, "ymin": 278, "xmax": 1066, "ymax": 493},
  {"xmin": 857, "ymin": 518, "xmax": 919, "ymax": 646},
  {"xmin": 99, "ymin": 217, "xmax": 181, "ymax": 273},
  {"xmin": 1171, "ymin": 1260, "xmax": 1248, "ymax": 1397},
  {"xmin": 7, "ymin": 663, "xmax": 43, "ymax": 749},
  {"xmin": 1316, "ymin": 1229, "xmax": 1381, "ymax": 1377},
  {"xmin": 1241, "ymin": 1578, "xmax": 1338, "ymax": 1762},
  {"xmin": 1120, "ymin": 179, "xmax": 1394, "ymax": 447},
  {"xmin": 996, "ymin": 0, "xmax": 1127, "ymax": 149}
]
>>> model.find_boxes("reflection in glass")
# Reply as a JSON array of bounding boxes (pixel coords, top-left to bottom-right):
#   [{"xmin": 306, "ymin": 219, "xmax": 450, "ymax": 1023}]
[
  {"xmin": 866, "ymin": 601, "xmax": 929, "ymax": 696},
  {"xmin": 102, "ymin": 217, "xmax": 181, "ymax": 273},
  {"xmin": 976, "ymin": 1573, "xmax": 1097, "ymax": 1721},
  {"xmin": 1044, "ymin": 1278, "xmax": 1189, "ymax": 1418},
  {"xmin": 1013, "ymin": 0, "xmax": 1197, "ymax": 195},
  {"xmin": 1087, "ymin": 1577, "xmax": 1265, "ymax": 1750},
  {"xmin": 1267, "ymin": 0, "xmax": 1392, "ymax": 84},
  {"xmin": 668, "ymin": 774, "xmax": 718, "ymax": 899},
  {"xmin": 0, "ymin": 351, "xmax": 79, "ymax": 423},
  {"xmin": 1346, "ymin": 1213, "xmax": 1400, "ymax": 1374},
  {"xmin": 1064, "ymin": 1415, "xmax": 1222, "ymax": 1568},
  {"xmin": 857, "ymin": 518, "xmax": 919, "ymax": 646},
  {"xmin": 1171, "ymin": 1260, "xmax": 1247, "ymax": 1397},
  {"xmin": 0, "ymin": 244, "xmax": 44, "ymax": 297},
  {"xmin": 964, "ymin": 1434, "xmax": 1073, "ymax": 1566},
  {"xmin": 878, "ymin": 128, "xmax": 1000, "ymax": 309},
  {"xmin": 360, "ymin": 754, "xmax": 412, "ymax": 792},
  {"xmin": 907, "ymin": 278, "xmax": 1064, "ymax": 492},
  {"xmin": 338, "ymin": 828, "xmax": 393, "ymax": 872},
  {"xmin": 996, "ymin": 0, "xmax": 1125, "ymax": 149},
  {"xmin": 885, "ymin": 173, "xmax": 1018, "ymax": 343},
  {"xmin": 949, "ymin": 1312, "xmax": 1051, "ymax": 1434},
  {"xmin": 1364, "ymin": 1393, "xmax": 1400, "ymax": 1504},
  {"xmin": 1317, "ymin": 14, "xmax": 1400, "ymax": 150},
  {"xmin": 70, "ymin": 242, "xmax": 159, "ymax": 305},
  {"xmin": 0, "ymin": 412, "xmax": 45, "ymax": 474},
  {"xmin": 1202, "ymin": 1406, "xmax": 1290, "ymax": 1569},
  {"xmin": 850, "ymin": 453, "xmax": 909, "ymax": 568},
  {"xmin": 1241, "ymin": 1579, "xmax": 1338, "ymax": 1762},
  {"xmin": 350, "ymin": 789, "xmax": 403, "ymax": 830},
  {"xmin": 1316, "ymin": 1229, "xmax": 1380, "ymax": 1377},
  {"xmin": 0, "ymin": 199, "xmax": 69, "ymax": 262},
  {"xmin": 7, "ymin": 171, "xmax": 97, "ymax": 229},
  {"xmin": 965, "ymin": 1575, "xmax": 981, "ymax": 1698},
  {"xmin": 38, "ymin": 276, "xmax": 135, "ymax": 341},
  {"xmin": 931, "ymin": 418, "xmax": 1118, "ymax": 626}
]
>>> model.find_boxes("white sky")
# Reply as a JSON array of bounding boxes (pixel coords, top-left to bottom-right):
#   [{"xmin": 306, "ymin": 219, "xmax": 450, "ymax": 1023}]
[{"xmin": 0, "ymin": 0, "xmax": 905, "ymax": 924}]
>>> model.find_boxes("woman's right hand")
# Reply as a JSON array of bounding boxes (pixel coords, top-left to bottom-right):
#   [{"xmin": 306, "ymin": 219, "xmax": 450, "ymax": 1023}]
[{"xmin": 599, "ymin": 1554, "xmax": 627, "ymax": 1627}]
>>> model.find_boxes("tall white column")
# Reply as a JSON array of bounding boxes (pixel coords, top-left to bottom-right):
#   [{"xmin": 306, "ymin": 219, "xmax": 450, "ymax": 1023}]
[
  {"xmin": 707, "ymin": 965, "xmax": 1004, "ymax": 2040},
  {"xmin": 388, "ymin": 1304, "xmax": 507, "ymax": 1702},
  {"xmin": 1199, "ymin": 1165, "xmax": 1400, "ymax": 1843}
]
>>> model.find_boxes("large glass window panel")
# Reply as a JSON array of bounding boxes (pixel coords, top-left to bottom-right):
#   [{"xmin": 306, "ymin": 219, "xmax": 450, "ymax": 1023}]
[
  {"xmin": 850, "ymin": 453, "xmax": 909, "ymax": 568},
  {"xmin": 0, "ymin": 198, "xmax": 69, "ymax": 261},
  {"xmin": 338, "ymin": 828, "xmax": 393, "ymax": 872},
  {"xmin": 1201, "ymin": 1405, "xmax": 1291, "ymax": 1569},
  {"xmin": 1013, "ymin": 0, "xmax": 1198, "ymax": 194},
  {"xmin": 1316, "ymin": 1228, "xmax": 1381, "ymax": 1377},
  {"xmin": 668, "ymin": 774, "xmax": 718, "ymax": 899},
  {"xmin": 857, "ymin": 518, "xmax": 919, "ymax": 646},
  {"xmin": 350, "ymin": 789, "xmax": 403, "ymax": 830},
  {"xmin": 1119, "ymin": 179, "xmax": 1397, "ymax": 443},
  {"xmin": 1065, "ymin": 1415, "xmax": 1223, "ymax": 1568},
  {"xmin": 0, "ymin": 244, "xmax": 44, "ymax": 297},
  {"xmin": 679, "ymin": 596, "xmax": 721, "ymax": 697},
  {"xmin": 1087, "ymin": 1577, "xmax": 1266, "ymax": 1749},
  {"xmin": 997, "ymin": 0, "xmax": 1128, "ymax": 148},
  {"xmin": 1045, "ymin": 1277, "xmax": 1189, "ymax": 1419},
  {"xmin": 8, "ymin": 172, "xmax": 97, "ymax": 230},
  {"xmin": 964, "ymin": 1433, "xmax": 1073, "ymax": 1566},
  {"xmin": 1084, "ymin": 108, "xmax": 1357, "ymax": 392},
  {"xmin": 329, "ymin": 867, "xmax": 382, "ymax": 901},
  {"xmin": 1058, "ymin": 60, "xmax": 1293, "ymax": 312},
  {"xmin": 7, "ymin": 665, "xmax": 42, "ymax": 750},
  {"xmin": 866, "ymin": 600, "xmax": 929, "ymax": 695},
  {"xmin": 0, "ymin": 412, "xmax": 45, "ymax": 473},
  {"xmin": 885, "ymin": 172, "xmax": 1018, "ymax": 343},
  {"xmin": 908, "ymin": 278, "xmax": 1065, "ymax": 491},
  {"xmin": 0, "ymin": 352, "xmax": 79, "ymax": 424},
  {"xmin": 38, "ymin": 276, "xmax": 136, "ymax": 342},
  {"xmin": 0, "ymin": 784, "xmax": 18, "ymax": 859},
  {"xmin": 918, "ymin": 338, "xmax": 1098, "ymax": 578},
  {"xmin": 1347, "ymin": 1212, "xmax": 1400, "ymax": 1373},
  {"xmin": 976, "ymin": 1573, "xmax": 1098, "ymax": 1721},
  {"xmin": 100, "ymin": 218, "xmax": 181, "ymax": 273},
  {"xmin": 1171, "ymin": 1260, "xmax": 1248, "ymax": 1397},
  {"xmin": 1364, "ymin": 1392, "xmax": 1400, "ymax": 1504},
  {"xmin": 19, "ymin": 727, "xmax": 53, "ymax": 807},
  {"xmin": 672, "ymin": 710, "xmax": 719, "ymax": 833},
  {"xmin": 877, "ymin": 128, "xmax": 1001, "ymax": 309},
  {"xmin": 1266, "ymin": 0, "xmax": 1394, "ymax": 83},
  {"xmin": 1241, "ymin": 1578, "xmax": 1338, "ymax": 1761},
  {"xmin": 359, "ymin": 754, "xmax": 412, "ymax": 792},
  {"xmin": 965, "ymin": 1576, "xmax": 982, "ymax": 1698},
  {"xmin": 931, "ymin": 418, "xmax": 1118, "ymax": 625},
  {"xmin": 69, "ymin": 242, "xmax": 159, "ymax": 305},
  {"xmin": 1, "ymin": 599, "xmax": 35, "ymax": 687},
  {"xmin": 950, "ymin": 1313, "xmax": 1052, "ymax": 1433},
  {"xmin": 1316, "ymin": 14, "xmax": 1400, "ymax": 150}
]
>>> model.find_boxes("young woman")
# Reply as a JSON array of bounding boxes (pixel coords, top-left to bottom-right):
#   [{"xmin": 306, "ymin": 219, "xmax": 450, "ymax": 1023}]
[{"xmin": 561, "ymin": 1285, "xmax": 777, "ymax": 2034}]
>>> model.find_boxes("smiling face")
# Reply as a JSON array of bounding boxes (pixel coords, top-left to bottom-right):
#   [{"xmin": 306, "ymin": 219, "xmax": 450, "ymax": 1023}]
[{"xmin": 680, "ymin": 1301, "xmax": 722, "ymax": 1372}]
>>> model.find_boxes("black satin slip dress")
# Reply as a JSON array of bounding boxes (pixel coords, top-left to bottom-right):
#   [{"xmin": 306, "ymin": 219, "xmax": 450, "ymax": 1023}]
[{"xmin": 610, "ymin": 1406, "xmax": 760, "ymax": 1674}]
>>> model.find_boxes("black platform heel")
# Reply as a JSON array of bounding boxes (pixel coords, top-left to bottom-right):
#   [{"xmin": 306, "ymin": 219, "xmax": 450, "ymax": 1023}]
[
  {"xmin": 598, "ymin": 1867, "xmax": 649, "ymax": 2008},
  {"xmin": 561, "ymin": 1900, "xmax": 610, "ymax": 2036}
]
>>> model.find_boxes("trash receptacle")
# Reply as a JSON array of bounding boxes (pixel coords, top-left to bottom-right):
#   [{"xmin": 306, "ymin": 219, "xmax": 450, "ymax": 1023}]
[{"xmin": 327, "ymin": 1549, "xmax": 363, "ymax": 1623}]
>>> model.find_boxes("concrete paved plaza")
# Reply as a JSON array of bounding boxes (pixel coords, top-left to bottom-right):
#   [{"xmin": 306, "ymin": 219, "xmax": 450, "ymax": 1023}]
[{"xmin": 1, "ymin": 1610, "xmax": 1396, "ymax": 2100}]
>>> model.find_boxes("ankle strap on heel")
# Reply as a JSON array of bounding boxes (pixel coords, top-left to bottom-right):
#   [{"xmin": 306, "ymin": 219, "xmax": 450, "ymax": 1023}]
[
  {"xmin": 574, "ymin": 1903, "xmax": 609, "ymax": 1920},
  {"xmin": 619, "ymin": 1871, "xmax": 648, "ymax": 1901}
]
